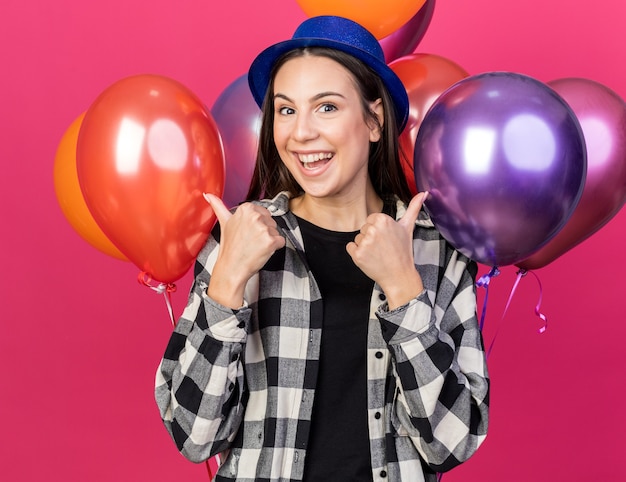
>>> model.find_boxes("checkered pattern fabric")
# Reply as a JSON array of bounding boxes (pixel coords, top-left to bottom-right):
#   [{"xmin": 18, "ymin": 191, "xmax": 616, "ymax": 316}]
[{"xmin": 155, "ymin": 192, "xmax": 489, "ymax": 482}]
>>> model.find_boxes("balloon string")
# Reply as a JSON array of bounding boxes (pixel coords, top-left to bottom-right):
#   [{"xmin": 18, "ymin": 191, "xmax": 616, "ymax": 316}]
[
  {"xmin": 520, "ymin": 269, "xmax": 548, "ymax": 333},
  {"xmin": 438, "ymin": 266, "xmax": 500, "ymax": 482},
  {"xmin": 137, "ymin": 272, "xmax": 177, "ymax": 327},
  {"xmin": 138, "ymin": 272, "xmax": 224, "ymax": 478},
  {"xmin": 485, "ymin": 269, "xmax": 525, "ymax": 357},
  {"xmin": 438, "ymin": 268, "xmax": 546, "ymax": 482},
  {"xmin": 205, "ymin": 460, "xmax": 213, "ymax": 480},
  {"xmin": 137, "ymin": 273, "xmax": 223, "ymax": 477},
  {"xmin": 205, "ymin": 454, "xmax": 222, "ymax": 479},
  {"xmin": 484, "ymin": 268, "xmax": 548, "ymax": 356},
  {"xmin": 475, "ymin": 266, "xmax": 500, "ymax": 331}
]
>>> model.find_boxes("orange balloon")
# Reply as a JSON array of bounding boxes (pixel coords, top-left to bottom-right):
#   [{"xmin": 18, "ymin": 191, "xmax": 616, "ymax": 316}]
[
  {"xmin": 53, "ymin": 112, "xmax": 128, "ymax": 261},
  {"xmin": 389, "ymin": 53, "xmax": 469, "ymax": 194},
  {"xmin": 295, "ymin": 0, "xmax": 427, "ymax": 40},
  {"xmin": 76, "ymin": 75, "xmax": 225, "ymax": 284}
]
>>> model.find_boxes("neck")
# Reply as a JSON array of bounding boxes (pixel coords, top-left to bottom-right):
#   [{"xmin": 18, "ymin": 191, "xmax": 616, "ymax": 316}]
[{"xmin": 290, "ymin": 184, "xmax": 383, "ymax": 232}]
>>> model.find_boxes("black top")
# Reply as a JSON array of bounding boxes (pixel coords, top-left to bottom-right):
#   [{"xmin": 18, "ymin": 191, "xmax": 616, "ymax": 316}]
[{"xmin": 297, "ymin": 216, "xmax": 374, "ymax": 482}]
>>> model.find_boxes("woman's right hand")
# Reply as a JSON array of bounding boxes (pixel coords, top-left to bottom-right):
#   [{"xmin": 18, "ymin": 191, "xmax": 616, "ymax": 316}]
[{"xmin": 203, "ymin": 193, "xmax": 286, "ymax": 309}]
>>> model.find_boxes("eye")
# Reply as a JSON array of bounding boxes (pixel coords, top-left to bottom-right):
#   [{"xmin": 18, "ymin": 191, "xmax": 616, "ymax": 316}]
[
  {"xmin": 277, "ymin": 106, "xmax": 295, "ymax": 116},
  {"xmin": 318, "ymin": 103, "xmax": 337, "ymax": 113}
]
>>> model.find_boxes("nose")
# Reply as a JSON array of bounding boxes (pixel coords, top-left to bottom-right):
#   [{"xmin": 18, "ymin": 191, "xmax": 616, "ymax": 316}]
[{"xmin": 291, "ymin": 111, "xmax": 318, "ymax": 142}]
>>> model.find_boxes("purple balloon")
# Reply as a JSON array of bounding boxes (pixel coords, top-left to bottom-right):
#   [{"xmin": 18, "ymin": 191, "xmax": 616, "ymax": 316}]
[
  {"xmin": 414, "ymin": 72, "xmax": 587, "ymax": 267},
  {"xmin": 518, "ymin": 77, "xmax": 626, "ymax": 270},
  {"xmin": 380, "ymin": 0, "xmax": 436, "ymax": 63},
  {"xmin": 211, "ymin": 74, "xmax": 262, "ymax": 207}
]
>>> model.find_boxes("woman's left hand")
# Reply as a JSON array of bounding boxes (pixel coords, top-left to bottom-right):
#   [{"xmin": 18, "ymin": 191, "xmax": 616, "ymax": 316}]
[{"xmin": 347, "ymin": 192, "xmax": 428, "ymax": 310}]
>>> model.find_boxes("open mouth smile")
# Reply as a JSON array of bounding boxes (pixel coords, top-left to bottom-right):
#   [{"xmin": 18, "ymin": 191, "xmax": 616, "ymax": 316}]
[{"xmin": 298, "ymin": 152, "xmax": 334, "ymax": 170}]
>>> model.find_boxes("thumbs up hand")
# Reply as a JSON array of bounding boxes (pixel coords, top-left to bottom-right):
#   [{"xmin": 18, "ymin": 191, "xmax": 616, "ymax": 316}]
[
  {"xmin": 203, "ymin": 193, "xmax": 286, "ymax": 309},
  {"xmin": 346, "ymin": 192, "xmax": 428, "ymax": 310}
]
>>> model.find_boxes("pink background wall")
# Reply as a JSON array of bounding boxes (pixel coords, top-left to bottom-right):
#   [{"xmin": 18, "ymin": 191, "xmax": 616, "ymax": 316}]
[{"xmin": 2, "ymin": 0, "xmax": 625, "ymax": 480}]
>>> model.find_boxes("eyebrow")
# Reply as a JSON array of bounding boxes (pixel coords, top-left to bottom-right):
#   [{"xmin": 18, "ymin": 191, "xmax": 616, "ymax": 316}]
[{"xmin": 273, "ymin": 91, "xmax": 347, "ymax": 103}]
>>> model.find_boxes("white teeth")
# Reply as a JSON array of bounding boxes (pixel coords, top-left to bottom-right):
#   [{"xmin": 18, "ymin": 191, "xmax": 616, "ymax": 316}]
[{"xmin": 299, "ymin": 152, "xmax": 333, "ymax": 166}]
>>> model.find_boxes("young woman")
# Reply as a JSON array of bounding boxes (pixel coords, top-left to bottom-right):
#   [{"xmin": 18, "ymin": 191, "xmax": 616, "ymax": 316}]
[{"xmin": 155, "ymin": 15, "xmax": 489, "ymax": 482}]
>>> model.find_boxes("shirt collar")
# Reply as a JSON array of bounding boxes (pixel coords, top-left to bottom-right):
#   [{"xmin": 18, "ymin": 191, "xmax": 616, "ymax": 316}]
[{"xmin": 258, "ymin": 191, "xmax": 434, "ymax": 229}]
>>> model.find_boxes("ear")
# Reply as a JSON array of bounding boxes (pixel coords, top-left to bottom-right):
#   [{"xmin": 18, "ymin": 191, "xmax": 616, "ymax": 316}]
[{"xmin": 368, "ymin": 98, "xmax": 384, "ymax": 142}]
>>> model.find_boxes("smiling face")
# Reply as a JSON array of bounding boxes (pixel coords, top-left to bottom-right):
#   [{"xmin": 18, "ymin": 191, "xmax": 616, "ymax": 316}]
[{"xmin": 271, "ymin": 54, "xmax": 383, "ymax": 203}]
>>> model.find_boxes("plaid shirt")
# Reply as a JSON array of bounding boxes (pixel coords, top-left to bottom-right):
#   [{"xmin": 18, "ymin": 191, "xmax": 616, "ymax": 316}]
[{"xmin": 155, "ymin": 192, "xmax": 489, "ymax": 482}]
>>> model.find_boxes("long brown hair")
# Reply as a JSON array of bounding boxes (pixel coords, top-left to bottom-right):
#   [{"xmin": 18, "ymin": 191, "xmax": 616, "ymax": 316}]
[{"xmin": 245, "ymin": 47, "xmax": 412, "ymax": 203}]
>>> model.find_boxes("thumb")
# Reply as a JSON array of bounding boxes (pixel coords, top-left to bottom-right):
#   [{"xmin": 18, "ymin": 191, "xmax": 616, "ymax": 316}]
[
  {"xmin": 203, "ymin": 192, "xmax": 233, "ymax": 226},
  {"xmin": 398, "ymin": 191, "xmax": 429, "ymax": 230}
]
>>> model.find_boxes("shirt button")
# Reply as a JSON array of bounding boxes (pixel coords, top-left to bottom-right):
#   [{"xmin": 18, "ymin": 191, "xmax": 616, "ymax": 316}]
[
  {"xmin": 375, "ymin": 412, "xmax": 382, "ymax": 419},
  {"xmin": 375, "ymin": 351, "xmax": 383, "ymax": 359},
  {"xmin": 237, "ymin": 321, "xmax": 246, "ymax": 328},
  {"xmin": 379, "ymin": 293, "xmax": 386, "ymax": 301},
  {"xmin": 380, "ymin": 470, "xmax": 387, "ymax": 478}
]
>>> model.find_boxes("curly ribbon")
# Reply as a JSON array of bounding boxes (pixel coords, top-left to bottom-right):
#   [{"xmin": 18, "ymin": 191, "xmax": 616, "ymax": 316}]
[
  {"xmin": 484, "ymin": 268, "xmax": 524, "ymax": 357},
  {"xmin": 437, "ymin": 268, "xmax": 547, "ymax": 482},
  {"xmin": 475, "ymin": 266, "xmax": 501, "ymax": 331},
  {"xmin": 518, "ymin": 269, "xmax": 548, "ymax": 334},
  {"xmin": 137, "ymin": 272, "xmax": 177, "ymax": 327},
  {"xmin": 435, "ymin": 268, "xmax": 500, "ymax": 482},
  {"xmin": 485, "ymin": 268, "xmax": 548, "ymax": 357}
]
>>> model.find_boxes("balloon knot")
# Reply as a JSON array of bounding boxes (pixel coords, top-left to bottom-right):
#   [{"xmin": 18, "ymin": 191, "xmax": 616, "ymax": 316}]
[
  {"xmin": 137, "ymin": 271, "xmax": 177, "ymax": 293},
  {"xmin": 476, "ymin": 266, "xmax": 500, "ymax": 288}
]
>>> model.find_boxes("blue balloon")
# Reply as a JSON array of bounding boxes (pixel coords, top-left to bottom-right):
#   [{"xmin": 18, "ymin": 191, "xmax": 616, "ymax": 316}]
[
  {"xmin": 414, "ymin": 72, "xmax": 587, "ymax": 267},
  {"xmin": 211, "ymin": 75, "xmax": 262, "ymax": 207}
]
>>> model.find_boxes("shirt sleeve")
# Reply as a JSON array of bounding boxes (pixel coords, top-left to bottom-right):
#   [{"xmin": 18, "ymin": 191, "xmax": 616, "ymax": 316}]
[
  {"xmin": 154, "ymin": 232, "xmax": 251, "ymax": 463},
  {"xmin": 376, "ymin": 243, "xmax": 489, "ymax": 473}
]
